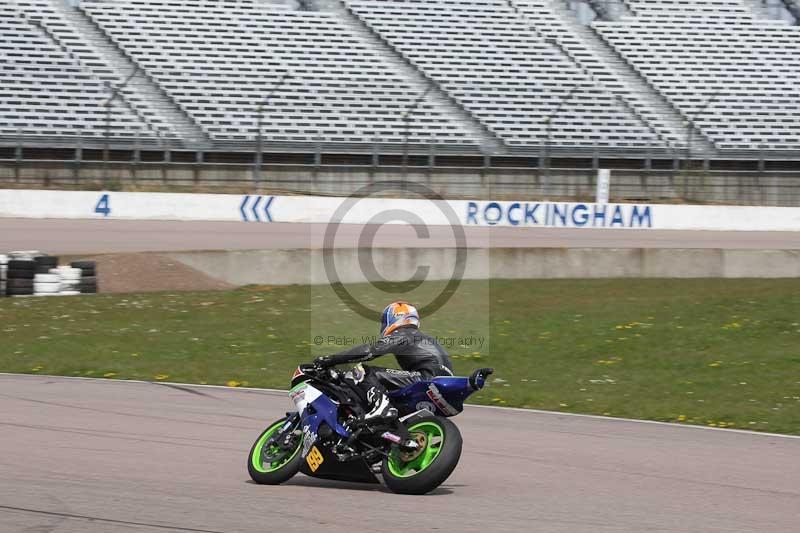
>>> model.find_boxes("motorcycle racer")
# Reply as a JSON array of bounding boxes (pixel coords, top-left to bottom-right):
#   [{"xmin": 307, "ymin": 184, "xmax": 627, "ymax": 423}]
[{"xmin": 313, "ymin": 301, "xmax": 454, "ymax": 424}]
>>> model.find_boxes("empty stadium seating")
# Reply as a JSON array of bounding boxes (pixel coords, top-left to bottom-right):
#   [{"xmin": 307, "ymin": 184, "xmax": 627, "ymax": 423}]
[
  {"xmin": 0, "ymin": 0, "xmax": 799, "ymax": 155},
  {"xmin": 82, "ymin": 0, "xmax": 476, "ymax": 145},
  {"xmin": 0, "ymin": 1, "xmax": 155, "ymax": 139},
  {"xmin": 595, "ymin": 0, "xmax": 800, "ymax": 150},
  {"xmin": 346, "ymin": 0, "xmax": 662, "ymax": 149}
]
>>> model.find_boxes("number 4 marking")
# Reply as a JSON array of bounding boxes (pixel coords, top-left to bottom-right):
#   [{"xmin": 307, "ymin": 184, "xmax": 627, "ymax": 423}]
[{"xmin": 95, "ymin": 194, "xmax": 111, "ymax": 217}]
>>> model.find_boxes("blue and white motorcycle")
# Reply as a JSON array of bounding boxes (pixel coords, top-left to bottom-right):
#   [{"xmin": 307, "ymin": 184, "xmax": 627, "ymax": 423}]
[{"xmin": 247, "ymin": 363, "xmax": 493, "ymax": 495}]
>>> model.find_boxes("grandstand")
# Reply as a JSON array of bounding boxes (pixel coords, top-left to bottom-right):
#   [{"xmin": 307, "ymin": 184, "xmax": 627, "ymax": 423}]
[{"xmin": 2, "ymin": 0, "xmax": 800, "ymax": 169}]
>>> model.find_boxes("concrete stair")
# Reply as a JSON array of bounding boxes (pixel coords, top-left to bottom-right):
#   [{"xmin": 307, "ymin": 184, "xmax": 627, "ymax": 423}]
[
  {"xmin": 585, "ymin": 0, "xmax": 630, "ymax": 20},
  {"xmin": 779, "ymin": 0, "xmax": 800, "ymax": 21},
  {"xmin": 739, "ymin": 0, "xmax": 785, "ymax": 20},
  {"xmin": 318, "ymin": 0, "xmax": 506, "ymax": 154},
  {"xmin": 514, "ymin": 0, "xmax": 717, "ymax": 155},
  {"xmin": 51, "ymin": 0, "xmax": 210, "ymax": 148}
]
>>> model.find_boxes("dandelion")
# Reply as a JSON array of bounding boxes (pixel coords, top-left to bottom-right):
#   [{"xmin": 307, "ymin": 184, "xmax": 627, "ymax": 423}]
[
  {"xmin": 677, "ymin": 415, "xmax": 686, "ymax": 422},
  {"xmin": 226, "ymin": 380, "xmax": 242, "ymax": 387},
  {"xmin": 103, "ymin": 372, "xmax": 117, "ymax": 378},
  {"xmin": 153, "ymin": 374, "xmax": 169, "ymax": 381}
]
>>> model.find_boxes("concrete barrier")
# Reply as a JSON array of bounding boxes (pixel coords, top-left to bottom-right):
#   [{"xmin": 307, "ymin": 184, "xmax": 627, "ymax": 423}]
[
  {"xmin": 165, "ymin": 248, "xmax": 800, "ymax": 286},
  {"xmin": 3, "ymin": 189, "xmax": 800, "ymax": 231}
]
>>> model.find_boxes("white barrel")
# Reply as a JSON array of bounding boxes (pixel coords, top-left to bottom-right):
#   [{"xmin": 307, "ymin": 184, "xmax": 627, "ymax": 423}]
[{"xmin": 34, "ymin": 273, "xmax": 60, "ymax": 283}]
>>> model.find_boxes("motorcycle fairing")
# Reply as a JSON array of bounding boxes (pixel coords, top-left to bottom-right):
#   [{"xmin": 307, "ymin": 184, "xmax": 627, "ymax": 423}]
[
  {"xmin": 387, "ymin": 377, "xmax": 475, "ymax": 417},
  {"xmin": 289, "ymin": 382, "xmax": 378, "ymax": 483},
  {"xmin": 298, "ymin": 444, "xmax": 379, "ymax": 484},
  {"xmin": 290, "ymin": 382, "xmax": 350, "ymax": 458}
]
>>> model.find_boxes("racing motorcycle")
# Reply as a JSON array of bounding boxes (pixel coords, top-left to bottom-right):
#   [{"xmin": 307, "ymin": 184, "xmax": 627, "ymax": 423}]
[{"xmin": 247, "ymin": 363, "xmax": 494, "ymax": 495}]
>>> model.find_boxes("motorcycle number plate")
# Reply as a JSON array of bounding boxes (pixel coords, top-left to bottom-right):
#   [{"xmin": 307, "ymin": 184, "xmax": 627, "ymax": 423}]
[{"xmin": 306, "ymin": 446, "xmax": 324, "ymax": 472}]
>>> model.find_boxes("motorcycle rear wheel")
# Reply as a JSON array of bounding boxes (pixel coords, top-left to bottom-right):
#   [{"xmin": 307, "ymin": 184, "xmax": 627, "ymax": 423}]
[
  {"xmin": 248, "ymin": 417, "xmax": 303, "ymax": 485},
  {"xmin": 381, "ymin": 415, "xmax": 462, "ymax": 495}
]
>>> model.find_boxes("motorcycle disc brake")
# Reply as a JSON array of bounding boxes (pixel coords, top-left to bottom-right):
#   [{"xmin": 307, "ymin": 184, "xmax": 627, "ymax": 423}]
[{"xmin": 398, "ymin": 431, "xmax": 427, "ymax": 463}]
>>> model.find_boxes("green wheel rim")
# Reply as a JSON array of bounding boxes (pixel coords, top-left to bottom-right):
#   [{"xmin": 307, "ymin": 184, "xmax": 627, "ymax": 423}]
[
  {"xmin": 387, "ymin": 421, "xmax": 445, "ymax": 478},
  {"xmin": 251, "ymin": 420, "xmax": 301, "ymax": 474}
]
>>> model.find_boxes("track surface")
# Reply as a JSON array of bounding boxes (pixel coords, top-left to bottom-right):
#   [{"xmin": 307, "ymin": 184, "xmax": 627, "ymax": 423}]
[
  {"xmin": 2, "ymin": 218, "xmax": 799, "ymax": 254},
  {"xmin": 1, "ymin": 375, "xmax": 798, "ymax": 532}
]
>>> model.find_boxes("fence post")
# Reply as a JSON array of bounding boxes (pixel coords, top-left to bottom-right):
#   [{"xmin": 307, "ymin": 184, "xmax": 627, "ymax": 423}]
[
  {"xmin": 14, "ymin": 129, "xmax": 22, "ymax": 184},
  {"xmin": 132, "ymin": 131, "xmax": 140, "ymax": 185},
  {"xmin": 195, "ymin": 148, "xmax": 203, "ymax": 185},
  {"xmin": 428, "ymin": 139, "xmax": 435, "ymax": 186},
  {"xmin": 74, "ymin": 130, "xmax": 82, "ymax": 187},
  {"xmin": 596, "ymin": 169, "xmax": 610, "ymax": 204},
  {"xmin": 161, "ymin": 136, "xmax": 169, "ymax": 185}
]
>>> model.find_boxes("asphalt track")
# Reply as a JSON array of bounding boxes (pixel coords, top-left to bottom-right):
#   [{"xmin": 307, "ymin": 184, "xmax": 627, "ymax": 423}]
[
  {"xmin": 2, "ymin": 375, "xmax": 799, "ymax": 533},
  {"xmin": 2, "ymin": 218, "xmax": 800, "ymax": 254}
]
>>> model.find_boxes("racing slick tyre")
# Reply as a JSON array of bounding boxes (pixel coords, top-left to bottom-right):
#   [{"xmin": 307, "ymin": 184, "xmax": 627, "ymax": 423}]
[
  {"xmin": 7, "ymin": 269, "xmax": 35, "ymax": 280},
  {"xmin": 6, "ymin": 279, "xmax": 34, "ymax": 289},
  {"xmin": 70, "ymin": 261, "xmax": 96, "ymax": 276},
  {"xmin": 7, "ymin": 260, "xmax": 34, "ymax": 271},
  {"xmin": 381, "ymin": 415, "xmax": 463, "ymax": 495},
  {"xmin": 34, "ymin": 256, "xmax": 58, "ymax": 273},
  {"xmin": 248, "ymin": 417, "xmax": 303, "ymax": 485}
]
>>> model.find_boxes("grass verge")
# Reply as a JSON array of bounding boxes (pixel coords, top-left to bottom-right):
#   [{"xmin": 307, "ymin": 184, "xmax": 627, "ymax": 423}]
[{"xmin": 2, "ymin": 279, "xmax": 799, "ymax": 434}]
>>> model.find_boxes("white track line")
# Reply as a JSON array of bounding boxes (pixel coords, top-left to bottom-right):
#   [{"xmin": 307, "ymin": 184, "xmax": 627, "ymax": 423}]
[{"xmin": 2, "ymin": 372, "xmax": 799, "ymax": 440}]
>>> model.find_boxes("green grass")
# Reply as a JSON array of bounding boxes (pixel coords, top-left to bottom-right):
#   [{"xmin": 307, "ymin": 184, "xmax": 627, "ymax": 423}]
[{"xmin": 2, "ymin": 279, "xmax": 800, "ymax": 434}]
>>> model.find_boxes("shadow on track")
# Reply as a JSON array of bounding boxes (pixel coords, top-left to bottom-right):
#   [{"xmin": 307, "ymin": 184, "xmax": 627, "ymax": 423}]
[{"xmin": 246, "ymin": 477, "xmax": 457, "ymax": 495}]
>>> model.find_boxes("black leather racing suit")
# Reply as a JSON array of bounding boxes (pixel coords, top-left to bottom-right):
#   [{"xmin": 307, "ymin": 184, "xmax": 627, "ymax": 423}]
[{"xmin": 321, "ymin": 326, "xmax": 453, "ymax": 392}]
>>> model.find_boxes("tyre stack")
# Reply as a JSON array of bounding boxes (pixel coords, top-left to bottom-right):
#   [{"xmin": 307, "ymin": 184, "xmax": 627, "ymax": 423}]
[
  {"xmin": 0, "ymin": 254, "xmax": 7, "ymax": 297},
  {"xmin": 54, "ymin": 266, "xmax": 82, "ymax": 296},
  {"xmin": 5, "ymin": 258, "xmax": 35, "ymax": 297},
  {"xmin": 72, "ymin": 261, "xmax": 98, "ymax": 294},
  {"xmin": 33, "ymin": 255, "xmax": 60, "ymax": 297}
]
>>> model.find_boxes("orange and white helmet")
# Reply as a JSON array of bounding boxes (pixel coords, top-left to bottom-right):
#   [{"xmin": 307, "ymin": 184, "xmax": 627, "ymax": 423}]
[{"xmin": 380, "ymin": 301, "xmax": 420, "ymax": 337}]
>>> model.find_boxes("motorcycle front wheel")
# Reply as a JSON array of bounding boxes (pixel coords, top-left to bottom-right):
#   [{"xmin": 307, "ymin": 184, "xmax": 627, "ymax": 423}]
[{"xmin": 247, "ymin": 417, "xmax": 303, "ymax": 485}]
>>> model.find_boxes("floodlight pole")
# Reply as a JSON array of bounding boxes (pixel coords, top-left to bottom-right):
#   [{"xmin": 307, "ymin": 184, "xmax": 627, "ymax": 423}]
[
  {"xmin": 684, "ymin": 90, "xmax": 719, "ymax": 174},
  {"xmin": 543, "ymin": 83, "xmax": 580, "ymax": 181},
  {"xmin": 102, "ymin": 67, "xmax": 139, "ymax": 188},
  {"xmin": 402, "ymin": 83, "xmax": 433, "ymax": 174},
  {"xmin": 254, "ymin": 72, "xmax": 291, "ymax": 188}
]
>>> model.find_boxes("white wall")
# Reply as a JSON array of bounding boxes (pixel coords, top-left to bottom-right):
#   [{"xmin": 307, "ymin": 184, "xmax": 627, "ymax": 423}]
[{"xmin": 1, "ymin": 189, "xmax": 799, "ymax": 231}]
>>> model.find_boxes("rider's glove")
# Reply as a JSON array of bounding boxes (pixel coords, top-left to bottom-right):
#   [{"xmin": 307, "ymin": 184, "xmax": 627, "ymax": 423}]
[{"xmin": 313, "ymin": 356, "xmax": 335, "ymax": 368}]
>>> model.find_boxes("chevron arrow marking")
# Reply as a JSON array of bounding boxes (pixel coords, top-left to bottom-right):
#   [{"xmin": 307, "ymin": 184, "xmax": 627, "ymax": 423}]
[
  {"xmin": 251, "ymin": 195, "xmax": 262, "ymax": 222},
  {"xmin": 263, "ymin": 196, "xmax": 274, "ymax": 222},
  {"xmin": 239, "ymin": 195, "xmax": 250, "ymax": 222}
]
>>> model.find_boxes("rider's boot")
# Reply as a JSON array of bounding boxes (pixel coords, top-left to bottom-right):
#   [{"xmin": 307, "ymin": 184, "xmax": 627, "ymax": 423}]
[{"xmin": 361, "ymin": 386, "xmax": 398, "ymax": 424}]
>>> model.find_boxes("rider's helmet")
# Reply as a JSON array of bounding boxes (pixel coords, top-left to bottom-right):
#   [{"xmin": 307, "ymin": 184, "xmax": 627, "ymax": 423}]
[{"xmin": 380, "ymin": 301, "xmax": 420, "ymax": 337}]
